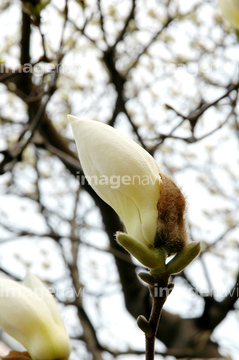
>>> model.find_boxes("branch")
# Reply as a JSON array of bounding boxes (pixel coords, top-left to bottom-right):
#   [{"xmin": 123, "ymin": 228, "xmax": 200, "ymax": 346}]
[
  {"xmin": 62, "ymin": 191, "xmax": 103, "ymax": 360},
  {"xmin": 128, "ymin": 17, "xmax": 173, "ymax": 71},
  {"xmin": 111, "ymin": 0, "xmax": 136, "ymax": 50},
  {"xmin": 150, "ymin": 90, "xmax": 237, "ymax": 153},
  {"xmin": 97, "ymin": 0, "xmax": 108, "ymax": 46},
  {"xmin": 164, "ymin": 81, "xmax": 239, "ymax": 132},
  {"xmin": 221, "ymin": 271, "xmax": 239, "ymax": 313}
]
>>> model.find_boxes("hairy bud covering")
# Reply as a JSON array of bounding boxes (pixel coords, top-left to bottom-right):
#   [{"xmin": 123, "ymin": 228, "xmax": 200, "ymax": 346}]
[{"xmin": 155, "ymin": 173, "xmax": 187, "ymax": 255}]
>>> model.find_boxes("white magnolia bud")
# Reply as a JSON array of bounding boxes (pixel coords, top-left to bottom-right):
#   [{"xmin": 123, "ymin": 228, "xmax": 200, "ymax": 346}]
[
  {"xmin": 69, "ymin": 115, "xmax": 162, "ymax": 247},
  {"xmin": 69, "ymin": 116, "xmax": 188, "ymax": 265}
]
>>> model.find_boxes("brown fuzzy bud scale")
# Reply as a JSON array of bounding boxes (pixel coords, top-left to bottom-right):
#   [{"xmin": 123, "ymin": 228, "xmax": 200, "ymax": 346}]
[{"xmin": 154, "ymin": 173, "xmax": 187, "ymax": 255}]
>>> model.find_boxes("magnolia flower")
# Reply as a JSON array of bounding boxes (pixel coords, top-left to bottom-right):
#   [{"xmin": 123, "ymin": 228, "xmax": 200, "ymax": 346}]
[
  {"xmin": 68, "ymin": 116, "xmax": 195, "ymax": 270},
  {"xmin": 218, "ymin": 0, "xmax": 239, "ymax": 29},
  {"xmin": 0, "ymin": 272, "xmax": 71, "ymax": 360}
]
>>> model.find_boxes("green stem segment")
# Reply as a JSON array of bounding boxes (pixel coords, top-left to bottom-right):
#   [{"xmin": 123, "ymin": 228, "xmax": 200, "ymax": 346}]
[{"xmin": 145, "ymin": 274, "xmax": 170, "ymax": 360}]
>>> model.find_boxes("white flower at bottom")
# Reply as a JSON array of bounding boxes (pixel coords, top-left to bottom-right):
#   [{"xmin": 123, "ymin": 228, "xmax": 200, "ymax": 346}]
[{"xmin": 0, "ymin": 272, "xmax": 71, "ymax": 360}]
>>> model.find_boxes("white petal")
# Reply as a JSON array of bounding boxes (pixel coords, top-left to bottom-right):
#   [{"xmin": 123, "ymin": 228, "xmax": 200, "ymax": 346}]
[
  {"xmin": 68, "ymin": 116, "xmax": 162, "ymax": 246},
  {"xmin": 24, "ymin": 271, "xmax": 65, "ymax": 327}
]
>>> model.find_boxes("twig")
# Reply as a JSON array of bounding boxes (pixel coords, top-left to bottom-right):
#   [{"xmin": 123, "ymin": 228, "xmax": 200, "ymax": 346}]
[
  {"xmin": 128, "ymin": 17, "xmax": 173, "ymax": 72},
  {"xmin": 150, "ymin": 91, "xmax": 237, "ymax": 153},
  {"xmin": 59, "ymin": 0, "xmax": 69, "ymax": 50},
  {"xmin": 97, "ymin": 0, "xmax": 108, "ymax": 46},
  {"xmin": 140, "ymin": 274, "xmax": 170, "ymax": 360}
]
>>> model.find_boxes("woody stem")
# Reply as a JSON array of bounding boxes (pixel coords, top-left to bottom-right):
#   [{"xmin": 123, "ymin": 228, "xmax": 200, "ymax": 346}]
[{"xmin": 145, "ymin": 274, "xmax": 170, "ymax": 360}]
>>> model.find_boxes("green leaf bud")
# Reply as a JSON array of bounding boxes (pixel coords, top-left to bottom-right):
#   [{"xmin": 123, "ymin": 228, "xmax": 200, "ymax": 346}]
[
  {"xmin": 166, "ymin": 242, "xmax": 201, "ymax": 275},
  {"xmin": 137, "ymin": 315, "xmax": 152, "ymax": 334},
  {"xmin": 138, "ymin": 272, "xmax": 155, "ymax": 285}
]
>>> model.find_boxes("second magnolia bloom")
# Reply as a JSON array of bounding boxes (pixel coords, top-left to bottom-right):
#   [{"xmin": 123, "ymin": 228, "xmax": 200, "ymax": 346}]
[
  {"xmin": 69, "ymin": 116, "xmax": 187, "ymax": 258},
  {"xmin": 218, "ymin": 0, "xmax": 239, "ymax": 29},
  {"xmin": 0, "ymin": 272, "xmax": 71, "ymax": 360}
]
